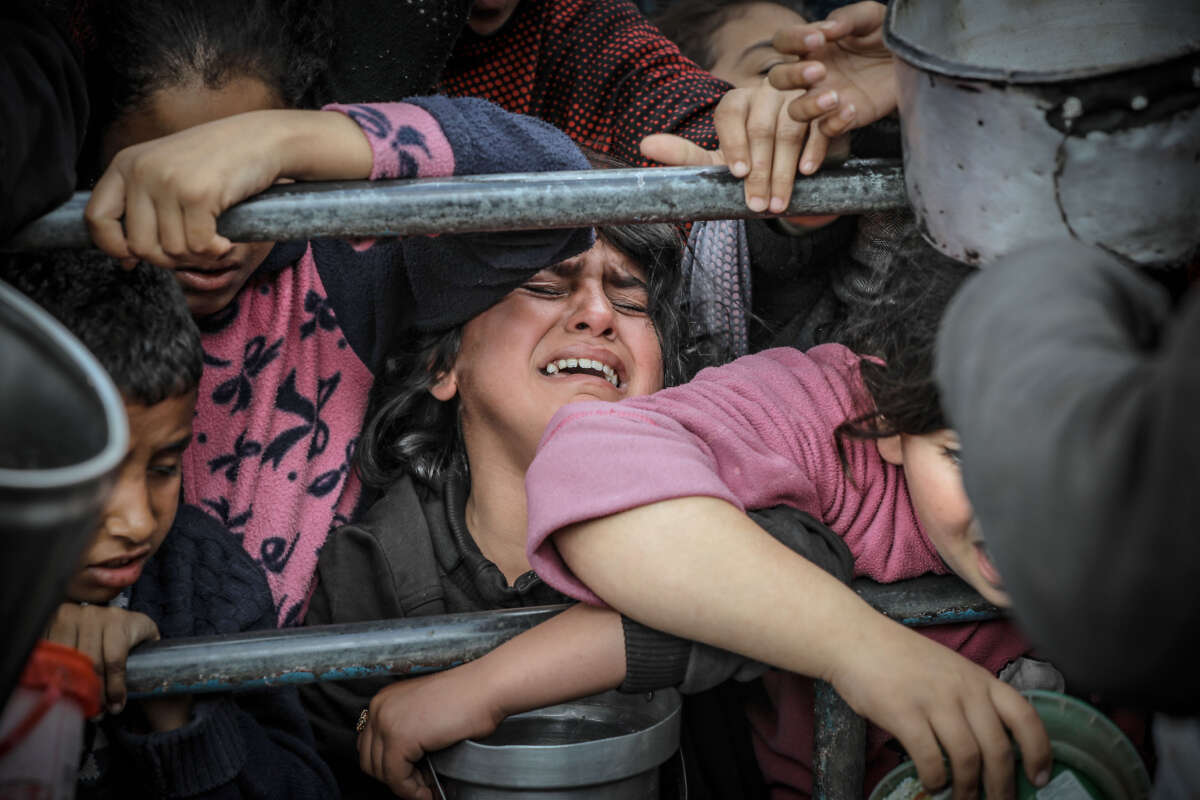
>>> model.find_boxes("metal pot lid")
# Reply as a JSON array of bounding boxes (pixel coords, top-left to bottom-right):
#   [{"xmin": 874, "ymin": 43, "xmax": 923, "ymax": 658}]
[{"xmin": 884, "ymin": 0, "xmax": 1200, "ymax": 84}]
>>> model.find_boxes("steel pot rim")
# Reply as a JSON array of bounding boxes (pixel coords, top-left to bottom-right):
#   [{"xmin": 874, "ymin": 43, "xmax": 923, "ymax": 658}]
[
  {"xmin": 430, "ymin": 689, "xmax": 682, "ymax": 789},
  {"xmin": 882, "ymin": 0, "xmax": 1200, "ymax": 85},
  {"xmin": 0, "ymin": 280, "xmax": 128, "ymax": 491}
]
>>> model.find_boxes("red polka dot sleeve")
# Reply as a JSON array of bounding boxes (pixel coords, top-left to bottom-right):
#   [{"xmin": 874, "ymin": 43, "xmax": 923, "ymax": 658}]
[{"xmin": 439, "ymin": 0, "xmax": 728, "ymax": 166}]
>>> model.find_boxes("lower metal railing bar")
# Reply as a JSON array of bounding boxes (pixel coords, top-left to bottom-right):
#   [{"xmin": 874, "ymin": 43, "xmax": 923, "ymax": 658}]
[
  {"xmin": 124, "ymin": 575, "xmax": 1000, "ymax": 698},
  {"xmin": 3, "ymin": 161, "xmax": 906, "ymax": 252}
]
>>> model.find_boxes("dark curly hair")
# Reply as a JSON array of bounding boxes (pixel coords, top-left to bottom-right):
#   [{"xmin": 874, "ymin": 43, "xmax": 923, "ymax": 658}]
[
  {"xmin": 835, "ymin": 230, "xmax": 978, "ymax": 450},
  {"xmin": 356, "ymin": 223, "xmax": 689, "ymax": 490},
  {"xmin": 78, "ymin": 0, "xmax": 334, "ymax": 182},
  {"xmin": 0, "ymin": 251, "xmax": 202, "ymax": 405},
  {"xmin": 653, "ymin": 0, "xmax": 810, "ymax": 70}
]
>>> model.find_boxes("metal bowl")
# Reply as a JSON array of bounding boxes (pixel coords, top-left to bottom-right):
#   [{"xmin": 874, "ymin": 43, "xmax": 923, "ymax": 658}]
[
  {"xmin": 0, "ymin": 280, "xmax": 128, "ymax": 706},
  {"xmin": 885, "ymin": 0, "xmax": 1200, "ymax": 266},
  {"xmin": 430, "ymin": 689, "xmax": 682, "ymax": 798}
]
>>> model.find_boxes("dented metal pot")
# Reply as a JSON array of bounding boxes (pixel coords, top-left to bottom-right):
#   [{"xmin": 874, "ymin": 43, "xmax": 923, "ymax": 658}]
[
  {"xmin": 0, "ymin": 280, "xmax": 128, "ymax": 707},
  {"xmin": 884, "ymin": 0, "xmax": 1200, "ymax": 266}
]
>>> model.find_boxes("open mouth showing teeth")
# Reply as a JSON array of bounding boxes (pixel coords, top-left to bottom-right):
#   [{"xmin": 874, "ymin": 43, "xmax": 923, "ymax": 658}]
[
  {"xmin": 541, "ymin": 358, "xmax": 620, "ymax": 387},
  {"xmin": 97, "ymin": 553, "xmax": 144, "ymax": 569}
]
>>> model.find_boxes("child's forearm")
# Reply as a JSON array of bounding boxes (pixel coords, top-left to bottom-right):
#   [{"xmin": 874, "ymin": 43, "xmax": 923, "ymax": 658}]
[
  {"xmin": 554, "ymin": 496, "xmax": 893, "ymax": 682},
  {"xmin": 256, "ymin": 109, "xmax": 376, "ymax": 181},
  {"xmin": 463, "ymin": 603, "xmax": 627, "ymax": 719}
]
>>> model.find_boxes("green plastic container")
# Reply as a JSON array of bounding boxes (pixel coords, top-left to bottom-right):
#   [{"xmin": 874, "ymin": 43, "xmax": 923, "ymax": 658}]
[{"xmin": 868, "ymin": 691, "xmax": 1151, "ymax": 800}]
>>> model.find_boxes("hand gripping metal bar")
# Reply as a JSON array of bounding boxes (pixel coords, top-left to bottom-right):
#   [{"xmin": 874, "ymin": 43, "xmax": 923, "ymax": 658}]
[{"xmin": 2, "ymin": 160, "xmax": 906, "ymax": 251}]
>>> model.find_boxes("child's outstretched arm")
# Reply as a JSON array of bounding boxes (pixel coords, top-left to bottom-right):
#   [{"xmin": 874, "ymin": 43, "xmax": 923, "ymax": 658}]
[
  {"xmin": 525, "ymin": 348, "xmax": 1053, "ymax": 797},
  {"xmin": 555, "ymin": 497, "xmax": 1052, "ymax": 800},
  {"xmin": 357, "ymin": 604, "xmax": 627, "ymax": 800},
  {"xmin": 767, "ymin": 1, "xmax": 897, "ymax": 168},
  {"xmin": 85, "ymin": 97, "xmax": 592, "ymax": 273}
]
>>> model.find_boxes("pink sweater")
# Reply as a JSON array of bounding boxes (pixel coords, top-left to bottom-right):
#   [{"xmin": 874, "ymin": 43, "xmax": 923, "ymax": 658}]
[{"xmin": 526, "ymin": 345, "xmax": 1028, "ymax": 796}]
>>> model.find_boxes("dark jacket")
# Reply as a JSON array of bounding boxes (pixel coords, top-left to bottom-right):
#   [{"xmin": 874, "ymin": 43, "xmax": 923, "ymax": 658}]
[
  {"xmin": 937, "ymin": 240, "xmax": 1200, "ymax": 712},
  {"xmin": 301, "ymin": 474, "xmax": 853, "ymax": 797},
  {"xmin": 0, "ymin": 2, "xmax": 87, "ymax": 240},
  {"xmin": 79, "ymin": 505, "xmax": 338, "ymax": 799}
]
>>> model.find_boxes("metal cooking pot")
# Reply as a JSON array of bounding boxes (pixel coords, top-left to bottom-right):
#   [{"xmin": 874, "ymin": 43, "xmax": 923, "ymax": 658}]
[
  {"xmin": 0, "ymin": 280, "xmax": 128, "ymax": 707},
  {"xmin": 429, "ymin": 689, "xmax": 682, "ymax": 798},
  {"xmin": 884, "ymin": 0, "xmax": 1200, "ymax": 266}
]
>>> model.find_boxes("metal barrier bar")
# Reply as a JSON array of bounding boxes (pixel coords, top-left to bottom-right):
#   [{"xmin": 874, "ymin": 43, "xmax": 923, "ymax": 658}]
[
  {"xmin": 2, "ymin": 160, "xmax": 906, "ymax": 251},
  {"xmin": 126, "ymin": 605, "xmax": 564, "ymax": 697},
  {"xmin": 123, "ymin": 575, "xmax": 998, "ymax": 793},
  {"xmin": 811, "ymin": 575, "xmax": 1006, "ymax": 798},
  {"xmin": 813, "ymin": 681, "xmax": 867, "ymax": 800},
  {"xmin": 125, "ymin": 574, "xmax": 998, "ymax": 697}
]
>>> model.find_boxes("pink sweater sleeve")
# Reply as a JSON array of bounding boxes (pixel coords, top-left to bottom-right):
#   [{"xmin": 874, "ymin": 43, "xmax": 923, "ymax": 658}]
[
  {"xmin": 525, "ymin": 345, "xmax": 869, "ymax": 604},
  {"xmin": 324, "ymin": 102, "xmax": 456, "ymax": 179}
]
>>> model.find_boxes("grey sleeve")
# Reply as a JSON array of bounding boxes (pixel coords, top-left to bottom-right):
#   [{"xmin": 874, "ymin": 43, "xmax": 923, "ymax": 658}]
[
  {"xmin": 935, "ymin": 240, "xmax": 1200, "ymax": 710},
  {"xmin": 620, "ymin": 505, "xmax": 855, "ymax": 695}
]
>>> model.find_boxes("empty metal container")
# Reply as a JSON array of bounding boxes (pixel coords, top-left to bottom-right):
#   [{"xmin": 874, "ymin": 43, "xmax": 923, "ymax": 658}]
[
  {"xmin": 429, "ymin": 689, "xmax": 682, "ymax": 799},
  {"xmin": 0, "ymin": 279, "xmax": 128, "ymax": 706},
  {"xmin": 884, "ymin": 0, "xmax": 1200, "ymax": 266}
]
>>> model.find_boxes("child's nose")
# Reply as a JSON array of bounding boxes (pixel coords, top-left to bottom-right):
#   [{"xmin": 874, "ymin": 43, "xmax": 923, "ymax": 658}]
[
  {"xmin": 101, "ymin": 478, "xmax": 156, "ymax": 545},
  {"xmin": 566, "ymin": 287, "xmax": 616, "ymax": 337}
]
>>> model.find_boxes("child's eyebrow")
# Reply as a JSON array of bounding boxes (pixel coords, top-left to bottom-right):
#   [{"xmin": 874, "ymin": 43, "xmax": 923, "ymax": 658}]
[
  {"xmin": 157, "ymin": 433, "xmax": 194, "ymax": 455},
  {"xmin": 736, "ymin": 40, "xmax": 777, "ymax": 65}
]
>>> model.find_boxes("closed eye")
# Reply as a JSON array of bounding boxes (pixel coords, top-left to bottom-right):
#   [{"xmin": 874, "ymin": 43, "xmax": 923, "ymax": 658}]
[
  {"xmin": 942, "ymin": 446, "xmax": 963, "ymax": 467},
  {"xmin": 521, "ymin": 283, "xmax": 566, "ymax": 298}
]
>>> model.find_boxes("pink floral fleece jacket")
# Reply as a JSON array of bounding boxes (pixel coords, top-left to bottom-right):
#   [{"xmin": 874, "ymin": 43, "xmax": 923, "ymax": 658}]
[
  {"xmin": 526, "ymin": 344, "xmax": 1029, "ymax": 796},
  {"xmin": 182, "ymin": 97, "xmax": 591, "ymax": 626}
]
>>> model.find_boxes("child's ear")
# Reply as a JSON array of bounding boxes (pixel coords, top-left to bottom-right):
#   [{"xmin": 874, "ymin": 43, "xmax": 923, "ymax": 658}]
[
  {"xmin": 875, "ymin": 435, "xmax": 904, "ymax": 466},
  {"xmin": 429, "ymin": 369, "xmax": 458, "ymax": 402}
]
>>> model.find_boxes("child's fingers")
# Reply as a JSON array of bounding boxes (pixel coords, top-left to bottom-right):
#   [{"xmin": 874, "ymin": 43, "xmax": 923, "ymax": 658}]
[
  {"xmin": 992, "ymin": 685, "xmax": 1053, "ymax": 789},
  {"xmin": 711, "ymin": 89, "xmax": 753, "ymax": 178},
  {"xmin": 100, "ymin": 629, "xmax": 131, "ymax": 715},
  {"xmin": 896, "ymin": 720, "xmax": 949, "ymax": 795},
  {"xmin": 156, "ymin": 202, "xmax": 191, "ymax": 263},
  {"xmin": 182, "ymin": 205, "xmax": 233, "ymax": 260},
  {"xmin": 817, "ymin": 103, "xmax": 858, "ymax": 142},
  {"xmin": 123, "ymin": 189, "xmax": 172, "ymax": 268},
  {"xmin": 768, "ymin": 110, "xmax": 807, "ymax": 212},
  {"xmin": 824, "ymin": 1, "xmax": 887, "ymax": 45},
  {"xmin": 84, "ymin": 172, "xmax": 132, "ymax": 260},
  {"xmin": 799, "ymin": 127, "xmax": 831, "ymax": 176},
  {"xmin": 785, "ymin": 88, "xmax": 842, "ymax": 125},
  {"xmin": 742, "ymin": 90, "xmax": 787, "ymax": 212},
  {"xmin": 772, "ymin": 24, "xmax": 830, "ymax": 60},
  {"xmin": 964, "ymin": 701, "xmax": 1018, "ymax": 800},
  {"xmin": 71, "ymin": 622, "xmax": 105, "ymax": 705},
  {"xmin": 768, "ymin": 60, "xmax": 827, "ymax": 93},
  {"xmin": 638, "ymin": 133, "xmax": 722, "ymax": 169},
  {"xmin": 931, "ymin": 711, "xmax": 984, "ymax": 800}
]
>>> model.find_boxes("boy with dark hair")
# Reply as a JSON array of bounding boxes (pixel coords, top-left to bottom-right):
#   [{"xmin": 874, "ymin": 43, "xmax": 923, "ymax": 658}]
[{"xmin": 0, "ymin": 251, "xmax": 336, "ymax": 799}]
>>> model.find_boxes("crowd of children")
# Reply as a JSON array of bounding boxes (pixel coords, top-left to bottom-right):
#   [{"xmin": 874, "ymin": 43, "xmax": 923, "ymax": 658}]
[{"xmin": 1, "ymin": 0, "xmax": 1193, "ymax": 798}]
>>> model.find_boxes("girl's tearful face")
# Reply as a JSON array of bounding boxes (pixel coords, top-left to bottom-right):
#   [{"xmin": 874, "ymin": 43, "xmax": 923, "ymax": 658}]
[
  {"xmin": 431, "ymin": 238, "xmax": 665, "ymax": 471},
  {"xmin": 878, "ymin": 429, "xmax": 1011, "ymax": 607}
]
